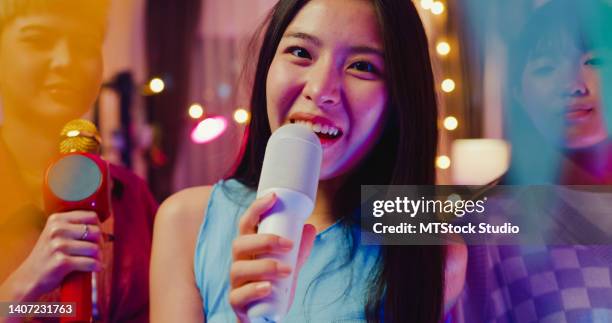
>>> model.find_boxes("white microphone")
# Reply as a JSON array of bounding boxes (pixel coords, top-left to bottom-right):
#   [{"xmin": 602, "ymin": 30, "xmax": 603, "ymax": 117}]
[{"xmin": 247, "ymin": 124, "xmax": 322, "ymax": 322}]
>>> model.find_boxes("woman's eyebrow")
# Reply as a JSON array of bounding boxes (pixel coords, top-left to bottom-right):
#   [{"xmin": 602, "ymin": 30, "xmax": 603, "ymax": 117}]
[
  {"xmin": 283, "ymin": 31, "xmax": 383, "ymax": 57},
  {"xmin": 18, "ymin": 25, "xmax": 52, "ymax": 34},
  {"xmin": 18, "ymin": 24, "xmax": 101, "ymax": 40},
  {"xmin": 347, "ymin": 45, "xmax": 384, "ymax": 57},
  {"xmin": 283, "ymin": 32, "xmax": 322, "ymax": 47}
]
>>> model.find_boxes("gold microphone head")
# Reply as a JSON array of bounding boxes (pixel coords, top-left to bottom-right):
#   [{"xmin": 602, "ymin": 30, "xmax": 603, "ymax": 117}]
[{"xmin": 59, "ymin": 119, "xmax": 102, "ymax": 154}]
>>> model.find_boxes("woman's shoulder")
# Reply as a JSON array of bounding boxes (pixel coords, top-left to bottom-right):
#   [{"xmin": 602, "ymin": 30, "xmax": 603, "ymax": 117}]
[
  {"xmin": 154, "ymin": 185, "xmax": 216, "ymax": 250},
  {"xmin": 158, "ymin": 185, "xmax": 213, "ymax": 222},
  {"xmin": 155, "ymin": 179, "xmax": 253, "ymax": 234}
]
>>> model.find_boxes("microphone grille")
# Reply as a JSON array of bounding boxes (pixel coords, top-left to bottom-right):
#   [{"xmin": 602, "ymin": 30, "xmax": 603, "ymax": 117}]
[{"xmin": 60, "ymin": 119, "xmax": 102, "ymax": 154}]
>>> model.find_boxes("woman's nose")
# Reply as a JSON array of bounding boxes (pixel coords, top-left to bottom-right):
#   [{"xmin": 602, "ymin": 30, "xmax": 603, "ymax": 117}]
[
  {"xmin": 302, "ymin": 58, "xmax": 341, "ymax": 108},
  {"xmin": 562, "ymin": 67, "xmax": 589, "ymax": 98},
  {"xmin": 565, "ymin": 80, "xmax": 589, "ymax": 97},
  {"xmin": 50, "ymin": 39, "xmax": 73, "ymax": 70}
]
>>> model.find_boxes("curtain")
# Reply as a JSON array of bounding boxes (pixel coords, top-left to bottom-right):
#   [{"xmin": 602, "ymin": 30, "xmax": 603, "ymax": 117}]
[
  {"xmin": 172, "ymin": 0, "xmax": 277, "ymax": 191},
  {"xmin": 145, "ymin": 0, "xmax": 202, "ymax": 201}
]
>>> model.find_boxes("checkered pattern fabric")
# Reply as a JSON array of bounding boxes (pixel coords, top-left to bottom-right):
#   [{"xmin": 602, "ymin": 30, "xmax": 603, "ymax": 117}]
[
  {"xmin": 487, "ymin": 245, "xmax": 612, "ymax": 322},
  {"xmin": 452, "ymin": 188, "xmax": 612, "ymax": 323},
  {"xmin": 453, "ymin": 245, "xmax": 612, "ymax": 323}
]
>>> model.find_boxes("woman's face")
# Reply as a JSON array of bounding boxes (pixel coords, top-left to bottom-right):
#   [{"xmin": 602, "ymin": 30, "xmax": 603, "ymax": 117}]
[
  {"xmin": 517, "ymin": 42, "xmax": 608, "ymax": 149},
  {"xmin": 266, "ymin": 0, "xmax": 388, "ymax": 179},
  {"xmin": 0, "ymin": 12, "xmax": 103, "ymax": 128}
]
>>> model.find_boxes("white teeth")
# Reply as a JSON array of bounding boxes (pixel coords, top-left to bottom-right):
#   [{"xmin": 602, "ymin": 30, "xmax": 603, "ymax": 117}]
[
  {"xmin": 321, "ymin": 125, "xmax": 329, "ymax": 135},
  {"xmin": 295, "ymin": 120, "xmax": 313, "ymax": 128},
  {"xmin": 292, "ymin": 119, "xmax": 340, "ymax": 137}
]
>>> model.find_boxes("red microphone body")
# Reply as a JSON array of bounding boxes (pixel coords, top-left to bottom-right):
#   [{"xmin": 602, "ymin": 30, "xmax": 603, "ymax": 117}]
[{"xmin": 43, "ymin": 120, "xmax": 111, "ymax": 323}]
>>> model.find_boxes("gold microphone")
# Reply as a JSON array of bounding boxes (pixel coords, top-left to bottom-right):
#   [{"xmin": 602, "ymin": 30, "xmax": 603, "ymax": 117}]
[{"xmin": 59, "ymin": 119, "xmax": 102, "ymax": 154}]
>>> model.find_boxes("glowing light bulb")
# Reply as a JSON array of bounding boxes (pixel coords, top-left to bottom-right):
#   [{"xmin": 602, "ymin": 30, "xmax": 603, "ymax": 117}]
[
  {"xmin": 441, "ymin": 79, "xmax": 456, "ymax": 93},
  {"xmin": 233, "ymin": 108, "xmax": 250, "ymax": 124},
  {"xmin": 420, "ymin": 0, "xmax": 434, "ymax": 10},
  {"xmin": 436, "ymin": 155, "xmax": 451, "ymax": 169},
  {"xmin": 436, "ymin": 41, "xmax": 451, "ymax": 56},
  {"xmin": 443, "ymin": 116, "xmax": 458, "ymax": 131},
  {"xmin": 149, "ymin": 78, "xmax": 165, "ymax": 94},
  {"xmin": 188, "ymin": 104, "xmax": 204, "ymax": 119},
  {"xmin": 431, "ymin": 1, "xmax": 445, "ymax": 15}
]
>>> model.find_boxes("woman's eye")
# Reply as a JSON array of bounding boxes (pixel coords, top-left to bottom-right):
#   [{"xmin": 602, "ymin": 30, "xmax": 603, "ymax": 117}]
[
  {"xmin": 531, "ymin": 65, "xmax": 555, "ymax": 76},
  {"xmin": 21, "ymin": 35, "xmax": 54, "ymax": 50},
  {"xmin": 585, "ymin": 57, "xmax": 605, "ymax": 67},
  {"xmin": 350, "ymin": 61, "xmax": 378, "ymax": 74},
  {"xmin": 288, "ymin": 47, "xmax": 311, "ymax": 59}
]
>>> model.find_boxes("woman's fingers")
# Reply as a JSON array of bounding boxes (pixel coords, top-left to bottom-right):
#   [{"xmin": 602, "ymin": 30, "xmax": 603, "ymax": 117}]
[
  {"xmin": 45, "ymin": 211, "xmax": 103, "ymax": 273},
  {"xmin": 229, "ymin": 281, "xmax": 273, "ymax": 314},
  {"xmin": 231, "ymin": 197, "xmax": 315, "ymax": 320},
  {"xmin": 46, "ymin": 211, "xmax": 102, "ymax": 243},
  {"xmin": 230, "ymin": 259, "xmax": 292, "ymax": 288},
  {"xmin": 232, "ymin": 234, "xmax": 293, "ymax": 260},
  {"xmin": 238, "ymin": 193, "xmax": 277, "ymax": 235},
  {"xmin": 50, "ymin": 239, "xmax": 101, "ymax": 259},
  {"xmin": 47, "ymin": 223, "xmax": 102, "ymax": 243},
  {"xmin": 53, "ymin": 254, "xmax": 102, "ymax": 274}
]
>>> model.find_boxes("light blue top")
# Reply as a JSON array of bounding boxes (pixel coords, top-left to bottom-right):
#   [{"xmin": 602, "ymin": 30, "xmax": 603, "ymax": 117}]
[{"xmin": 194, "ymin": 179, "xmax": 381, "ymax": 322}]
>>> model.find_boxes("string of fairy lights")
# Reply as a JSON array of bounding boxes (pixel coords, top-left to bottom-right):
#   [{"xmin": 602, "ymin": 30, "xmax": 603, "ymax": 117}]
[{"xmin": 419, "ymin": 0, "xmax": 460, "ymax": 173}]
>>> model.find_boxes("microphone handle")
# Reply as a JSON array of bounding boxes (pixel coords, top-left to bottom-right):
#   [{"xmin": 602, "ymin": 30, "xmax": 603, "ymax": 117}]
[
  {"xmin": 60, "ymin": 272, "xmax": 92, "ymax": 323},
  {"xmin": 247, "ymin": 188, "xmax": 313, "ymax": 322},
  {"xmin": 44, "ymin": 153, "xmax": 111, "ymax": 323}
]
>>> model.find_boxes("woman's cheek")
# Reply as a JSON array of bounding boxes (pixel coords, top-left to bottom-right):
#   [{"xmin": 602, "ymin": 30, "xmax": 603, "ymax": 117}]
[
  {"xmin": 348, "ymin": 83, "xmax": 387, "ymax": 120},
  {"xmin": 266, "ymin": 62, "xmax": 288, "ymax": 128},
  {"xmin": 521, "ymin": 83, "xmax": 555, "ymax": 116},
  {"xmin": 268, "ymin": 63, "xmax": 304, "ymax": 122}
]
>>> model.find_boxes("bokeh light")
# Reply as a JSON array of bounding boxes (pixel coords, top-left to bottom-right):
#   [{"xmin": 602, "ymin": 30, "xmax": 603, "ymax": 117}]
[
  {"xmin": 420, "ymin": 0, "xmax": 434, "ymax": 10},
  {"xmin": 188, "ymin": 104, "xmax": 204, "ymax": 119},
  {"xmin": 443, "ymin": 116, "xmax": 458, "ymax": 131},
  {"xmin": 233, "ymin": 108, "xmax": 250, "ymax": 124},
  {"xmin": 149, "ymin": 78, "xmax": 165, "ymax": 94},
  {"xmin": 191, "ymin": 116, "xmax": 227, "ymax": 144},
  {"xmin": 431, "ymin": 1, "xmax": 445, "ymax": 15},
  {"xmin": 441, "ymin": 79, "xmax": 456, "ymax": 93},
  {"xmin": 436, "ymin": 41, "xmax": 451, "ymax": 56},
  {"xmin": 436, "ymin": 155, "xmax": 451, "ymax": 169}
]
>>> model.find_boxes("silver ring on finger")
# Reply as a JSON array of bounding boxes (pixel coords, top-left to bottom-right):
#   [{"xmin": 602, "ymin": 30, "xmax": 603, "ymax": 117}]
[{"xmin": 80, "ymin": 224, "xmax": 90, "ymax": 240}]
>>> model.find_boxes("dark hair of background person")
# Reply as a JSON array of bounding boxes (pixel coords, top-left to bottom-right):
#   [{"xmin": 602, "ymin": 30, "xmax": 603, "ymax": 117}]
[{"xmin": 229, "ymin": 0, "xmax": 445, "ymax": 322}]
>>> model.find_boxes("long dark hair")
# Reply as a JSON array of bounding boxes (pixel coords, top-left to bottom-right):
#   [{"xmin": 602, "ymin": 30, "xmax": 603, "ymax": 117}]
[{"xmin": 231, "ymin": 0, "xmax": 445, "ymax": 322}]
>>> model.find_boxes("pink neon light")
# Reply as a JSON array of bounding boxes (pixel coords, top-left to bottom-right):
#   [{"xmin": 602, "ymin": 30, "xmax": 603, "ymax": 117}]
[{"xmin": 191, "ymin": 116, "xmax": 227, "ymax": 144}]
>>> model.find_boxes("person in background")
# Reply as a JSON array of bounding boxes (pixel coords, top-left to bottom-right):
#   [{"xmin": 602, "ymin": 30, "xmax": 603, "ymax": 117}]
[
  {"xmin": 454, "ymin": 1, "xmax": 612, "ymax": 321},
  {"xmin": 0, "ymin": 1, "xmax": 158, "ymax": 322}
]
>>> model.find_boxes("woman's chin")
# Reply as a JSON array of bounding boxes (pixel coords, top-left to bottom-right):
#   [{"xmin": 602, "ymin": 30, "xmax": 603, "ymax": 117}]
[
  {"xmin": 564, "ymin": 132, "xmax": 608, "ymax": 150},
  {"xmin": 318, "ymin": 161, "xmax": 346, "ymax": 181}
]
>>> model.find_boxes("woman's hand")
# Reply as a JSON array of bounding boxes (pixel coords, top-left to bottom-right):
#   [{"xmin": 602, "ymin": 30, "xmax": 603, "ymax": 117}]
[
  {"xmin": 1, "ymin": 210, "xmax": 102, "ymax": 302},
  {"xmin": 229, "ymin": 193, "xmax": 316, "ymax": 323}
]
